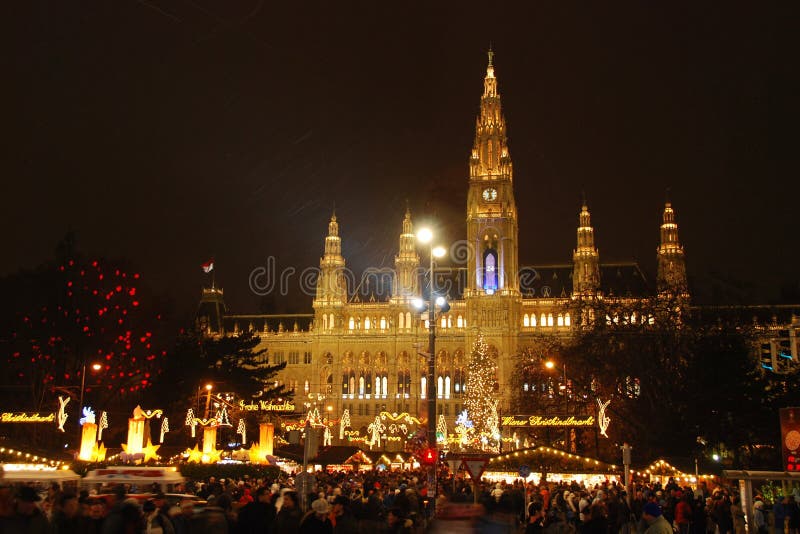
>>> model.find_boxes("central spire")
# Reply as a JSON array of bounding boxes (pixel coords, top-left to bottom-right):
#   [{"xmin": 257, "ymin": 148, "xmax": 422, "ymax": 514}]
[{"xmin": 470, "ymin": 50, "xmax": 512, "ymax": 181}]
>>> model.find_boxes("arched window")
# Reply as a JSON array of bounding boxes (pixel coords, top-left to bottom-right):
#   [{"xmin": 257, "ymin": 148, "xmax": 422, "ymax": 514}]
[
  {"xmin": 420, "ymin": 376, "xmax": 427, "ymax": 399},
  {"xmin": 380, "ymin": 317, "xmax": 387, "ymax": 330},
  {"xmin": 398, "ymin": 312, "xmax": 405, "ymax": 329},
  {"xmin": 405, "ymin": 312, "xmax": 411, "ymax": 329},
  {"xmin": 365, "ymin": 372, "xmax": 372, "ymax": 396},
  {"xmin": 404, "ymin": 371, "xmax": 411, "ymax": 398},
  {"xmin": 454, "ymin": 369, "xmax": 461, "ymax": 394},
  {"xmin": 342, "ymin": 372, "xmax": 348, "ymax": 395},
  {"xmin": 547, "ymin": 313, "xmax": 554, "ymax": 327},
  {"xmin": 348, "ymin": 373, "xmax": 355, "ymax": 399},
  {"xmin": 424, "ymin": 319, "xmax": 430, "ymax": 329},
  {"xmin": 531, "ymin": 314, "xmax": 537, "ymax": 327},
  {"xmin": 364, "ymin": 317, "xmax": 371, "ymax": 330},
  {"xmin": 540, "ymin": 313, "xmax": 546, "ymax": 327},
  {"xmin": 304, "ymin": 380, "xmax": 310, "ymax": 394},
  {"xmin": 557, "ymin": 314, "xmax": 564, "ymax": 327},
  {"xmin": 375, "ymin": 376, "xmax": 381, "ymax": 397},
  {"xmin": 397, "ymin": 371, "xmax": 405, "ymax": 396},
  {"xmin": 445, "ymin": 375, "xmax": 451, "ymax": 399},
  {"xmin": 447, "ymin": 316, "xmax": 452, "ymax": 328},
  {"xmin": 457, "ymin": 315, "xmax": 463, "ymax": 328},
  {"xmin": 483, "ymin": 249, "xmax": 498, "ymax": 292},
  {"xmin": 348, "ymin": 317, "xmax": 355, "ymax": 330},
  {"xmin": 323, "ymin": 315, "xmax": 328, "ymax": 330},
  {"xmin": 358, "ymin": 375, "xmax": 365, "ymax": 397},
  {"xmin": 381, "ymin": 376, "xmax": 387, "ymax": 398},
  {"xmin": 440, "ymin": 316, "xmax": 446, "ymax": 329},
  {"xmin": 329, "ymin": 314, "xmax": 334, "ymax": 329},
  {"xmin": 523, "ymin": 314, "xmax": 530, "ymax": 327},
  {"xmin": 565, "ymin": 313, "xmax": 571, "ymax": 326},
  {"xmin": 437, "ymin": 376, "xmax": 444, "ymax": 399}
]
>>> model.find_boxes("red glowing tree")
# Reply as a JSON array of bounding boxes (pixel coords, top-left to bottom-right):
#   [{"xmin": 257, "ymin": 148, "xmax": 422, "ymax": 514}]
[{"xmin": 0, "ymin": 239, "xmax": 167, "ymax": 415}]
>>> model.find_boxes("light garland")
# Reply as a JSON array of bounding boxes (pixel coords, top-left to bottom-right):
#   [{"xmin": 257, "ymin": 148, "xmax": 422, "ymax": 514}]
[
  {"xmin": 0, "ymin": 447, "xmax": 67, "ymax": 467},
  {"xmin": 487, "ymin": 446, "xmax": 617, "ymax": 471}
]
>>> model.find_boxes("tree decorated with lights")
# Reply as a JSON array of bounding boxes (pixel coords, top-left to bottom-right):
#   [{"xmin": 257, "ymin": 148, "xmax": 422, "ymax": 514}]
[
  {"xmin": 0, "ymin": 235, "xmax": 167, "ymax": 419},
  {"xmin": 464, "ymin": 332, "xmax": 499, "ymax": 451}
]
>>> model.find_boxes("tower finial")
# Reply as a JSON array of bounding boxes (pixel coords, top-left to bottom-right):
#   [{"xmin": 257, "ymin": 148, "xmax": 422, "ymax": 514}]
[
  {"xmin": 665, "ymin": 187, "xmax": 671, "ymax": 206},
  {"xmin": 488, "ymin": 44, "xmax": 494, "ymax": 67},
  {"xmin": 581, "ymin": 189, "xmax": 587, "ymax": 209}
]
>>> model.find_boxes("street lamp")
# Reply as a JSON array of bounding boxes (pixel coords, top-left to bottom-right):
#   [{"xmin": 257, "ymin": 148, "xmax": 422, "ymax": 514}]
[
  {"xmin": 416, "ymin": 227, "xmax": 448, "ymax": 505},
  {"xmin": 545, "ymin": 360, "xmax": 569, "ymax": 450}
]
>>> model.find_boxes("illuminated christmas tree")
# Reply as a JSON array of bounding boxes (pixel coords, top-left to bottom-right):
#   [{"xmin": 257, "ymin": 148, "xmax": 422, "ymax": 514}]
[{"xmin": 464, "ymin": 332, "xmax": 498, "ymax": 451}]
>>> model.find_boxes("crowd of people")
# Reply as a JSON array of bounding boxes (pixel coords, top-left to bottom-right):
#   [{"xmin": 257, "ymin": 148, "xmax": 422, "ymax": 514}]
[{"xmin": 1, "ymin": 469, "xmax": 798, "ymax": 534}]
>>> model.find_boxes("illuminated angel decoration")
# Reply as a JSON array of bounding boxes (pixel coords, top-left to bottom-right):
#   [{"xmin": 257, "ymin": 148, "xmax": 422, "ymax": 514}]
[
  {"xmin": 367, "ymin": 416, "xmax": 385, "ymax": 449},
  {"xmin": 597, "ymin": 398, "xmax": 611, "ymax": 438},
  {"xmin": 57, "ymin": 396, "xmax": 70, "ymax": 432},
  {"xmin": 339, "ymin": 409, "xmax": 350, "ymax": 440}
]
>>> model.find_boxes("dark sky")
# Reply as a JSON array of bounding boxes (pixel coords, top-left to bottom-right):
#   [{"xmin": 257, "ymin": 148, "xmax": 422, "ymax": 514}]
[{"xmin": 6, "ymin": 1, "xmax": 796, "ymax": 320}]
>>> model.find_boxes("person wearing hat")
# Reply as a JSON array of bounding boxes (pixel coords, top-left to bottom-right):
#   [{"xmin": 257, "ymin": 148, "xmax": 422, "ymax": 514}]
[
  {"xmin": 330, "ymin": 495, "xmax": 357, "ymax": 534},
  {"xmin": 299, "ymin": 498, "xmax": 332, "ymax": 533},
  {"xmin": 273, "ymin": 491, "xmax": 301, "ymax": 534},
  {"xmin": 1, "ymin": 486, "xmax": 49, "ymax": 534},
  {"xmin": 643, "ymin": 502, "xmax": 673, "ymax": 534}
]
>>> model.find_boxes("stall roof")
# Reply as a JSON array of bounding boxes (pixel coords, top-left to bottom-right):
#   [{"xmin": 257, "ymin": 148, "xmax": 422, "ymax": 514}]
[{"xmin": 0, "ymin": 469, "xmax": 80, "ymax": 482}]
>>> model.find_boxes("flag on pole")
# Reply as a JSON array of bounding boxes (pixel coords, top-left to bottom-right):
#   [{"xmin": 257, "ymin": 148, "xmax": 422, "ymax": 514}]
[{"xmin": 201, "ymin": 259, "xmax": 214, "ymax": 273}]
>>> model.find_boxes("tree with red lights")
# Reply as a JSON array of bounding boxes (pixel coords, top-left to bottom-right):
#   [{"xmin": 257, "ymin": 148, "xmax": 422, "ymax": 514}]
[{"xmin": 0, "ymin": 235, "xmax": 167, "ymax": 423}]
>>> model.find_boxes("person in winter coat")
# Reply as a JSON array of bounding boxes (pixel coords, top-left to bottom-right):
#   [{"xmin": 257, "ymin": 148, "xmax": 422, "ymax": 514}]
[{"xmin": 643, "ymin": 502, "xmax": 673, "ymax": 534}]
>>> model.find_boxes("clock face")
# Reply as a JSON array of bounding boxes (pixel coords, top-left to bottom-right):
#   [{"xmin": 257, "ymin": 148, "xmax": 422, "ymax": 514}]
[{"xmin": 482, "ymin": 188, "xmax": 498, "ymax": 202}]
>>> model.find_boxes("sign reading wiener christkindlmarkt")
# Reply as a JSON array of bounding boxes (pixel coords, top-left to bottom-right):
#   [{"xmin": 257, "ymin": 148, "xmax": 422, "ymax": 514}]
[
  {"xmin": 501, "ymin": 415, "xmax": 596, "ymax": 428},
  {"xmin": 1, "ymin": 412, "xmax": 56, "ymax": 423}
]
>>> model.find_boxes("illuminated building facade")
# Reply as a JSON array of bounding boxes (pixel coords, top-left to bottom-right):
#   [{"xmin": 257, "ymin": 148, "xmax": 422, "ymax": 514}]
[{"xmin": 197, "ymin": 53, "xmax": 798, "ymax": 440}]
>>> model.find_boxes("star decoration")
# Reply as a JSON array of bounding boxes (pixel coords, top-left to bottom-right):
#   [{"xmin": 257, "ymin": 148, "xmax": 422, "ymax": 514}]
[
  {"xmin": 185, "ymin": 444, "xmax": 203, "ymax": 463},
  {"xmin": 141, "ymin": 438, "xmax": 160, "ymax": 462}
]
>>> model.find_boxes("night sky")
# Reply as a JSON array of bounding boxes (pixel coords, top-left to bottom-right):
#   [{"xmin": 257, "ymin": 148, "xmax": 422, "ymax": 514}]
[{"xmin": 7, "ymin": 2, "xmax": 795, "ymax": 320}]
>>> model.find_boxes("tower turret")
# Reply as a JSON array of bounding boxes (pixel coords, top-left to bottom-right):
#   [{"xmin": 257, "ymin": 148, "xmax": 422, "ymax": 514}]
[
  {"xmin": 393, "ymin": 207, "xmax": 420, "ymax": 300},
  {"xmin": 313, "ymin": 213, "xmax": 348, "ymax": 329},
  {"xmin": 657, "ymin": 201, "xmax": 688, "ymax": 295},
  {"xmin": 572, "ymin": 200, "xmax": 600, "ymax": 296}
]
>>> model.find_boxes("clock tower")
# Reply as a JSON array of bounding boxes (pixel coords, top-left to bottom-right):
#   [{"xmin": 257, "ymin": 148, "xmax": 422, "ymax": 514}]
[{"xmin": 466, "ymin": 50, "xmax": 519, "ymax": 297}]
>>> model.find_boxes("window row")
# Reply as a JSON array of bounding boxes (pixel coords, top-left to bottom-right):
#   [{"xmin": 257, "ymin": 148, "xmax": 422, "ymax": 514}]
[
  {"xmin": 522, "ymin": 313, "xmax": 571, "ymax": 328},
  {"xmin": 266, "ymin": 351, "xmax": 312, "ymax": 365},
  {"xmin": 341, "ymin": 370, "xmax": 465, "ymax": 400}
]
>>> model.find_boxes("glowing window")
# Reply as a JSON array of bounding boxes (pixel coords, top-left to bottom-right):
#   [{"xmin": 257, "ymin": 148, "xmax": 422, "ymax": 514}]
[
  {"xmin": 457, "ymin": 315, "xmax": 463, "ymax": 328},
  {"xmin": 323, "ymin": 315, "xmax": 328, "ymax": 330},
  {"xmin": 375, "ymin": 376, "xmax": 381, "ymax": 396},
  {"xmin": 329, "ymin": 314, "xmax": 334, "ymax": 328},
  {"xmin": 364, "ymin": 317, "xmax": 371, "ymax": 330},
  {"xmin": 531, "ymin": 314, "xmax": 537, "ymax": 327},
  {"xmin": 548, "ymin": 314, "xmax": 554, "ymax": 327},
  {"xmin": 540, "ymin": 313, "xmax": 546, "ymax": 327},
  {"xmin": 304, "ymin": 380, "xmax": 309, "ymax": 393},
  {"xmin": 557, "ymin": 314, "xmax": 564, "ymax": 327},
  {"xmin": 421, "ymin": 376, "xmax": 426, "ymax": 399},
  {"xmin": 349, "ymin": 317, "xmax": 355, "ymax": 330},
  {"xmin": 483, "ymin": 250, "xmax": 498, "ymax": 291},
  {"xmin": 405, "ymin": 312, "xmax": 411, "ymax": 329},
  {"xmin": 445, "ymin": 376, "xmax": 451, "ymax": 399},
  {"xmin": 358, "ymin": 376, "xmax": 365, "ymax": 396},
  {"xmin": 382, "ymin": 376, "xmax": 387, "ymax": 398},
  {"xmin": 441, "ymin": 316, "xmax": 447, "ymax": 329},
  {"xmin": 437, "ymin": 376, "xmax": 443, "ymax": 399},
  {"xmin": 523, "ymin": 314, "xmax": 530, "ymax": 327},
  {"xmin": 380, "ymin": 317, "xmax": 387, "ymax": 330},
  {"xmin": 398, "ymin": 313, "xmax": 404, "ymax": 329},
  {"xmin": 565, "ymin": 313, "xmax": 571, "ymax": 327}
]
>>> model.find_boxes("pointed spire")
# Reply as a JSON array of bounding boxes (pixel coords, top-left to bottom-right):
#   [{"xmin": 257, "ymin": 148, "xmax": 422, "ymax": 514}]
[
  {"xmin": 573, "ymin": 198, "xmax": 600, "ymax": 296},
  {"xmin": 472, "ymin": 51, "xmax": 510, "ymax": 178},
  {"xmin": 657, "ymin": 200, "xmax": 688, "ymax": 295},
  {"xmin": 487, "ymin": 45, "xmax": 494, "ymax": 68},
  {"xmin": 393, "ymin": 208, "xmax": 420, "ymax": 300}
]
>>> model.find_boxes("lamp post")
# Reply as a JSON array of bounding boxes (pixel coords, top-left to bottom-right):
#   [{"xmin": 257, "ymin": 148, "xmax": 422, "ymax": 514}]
[
  {"xmin": 203, "ymin": 384, "xmax": 213, "ymax": 419},
  {"xmin": 545, "ymin": 360, "xmax": 568, "ymax": 450},
  {"xmin": 416, "ymin": 227, "xmax": 447, "ymax": 508}
]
